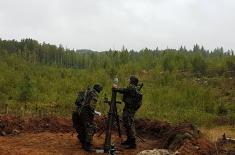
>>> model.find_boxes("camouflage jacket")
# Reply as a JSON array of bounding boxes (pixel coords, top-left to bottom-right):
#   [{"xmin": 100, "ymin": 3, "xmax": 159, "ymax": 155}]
[
  {"xmin": 87, "ymin": 88, "xmax": 99, "ymax": 111},
  {"xmin": 77, "ymin": 88, "xmax": 99, "ymax": 113},
  {"xmin": 116, "ymin": 84, "xmax": 139, "ymax": 109}
]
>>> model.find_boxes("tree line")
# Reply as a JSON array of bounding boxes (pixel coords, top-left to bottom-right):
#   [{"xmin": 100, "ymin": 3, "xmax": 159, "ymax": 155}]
[{"xmin": 0, "ymin": 38, "xmax": 234, "ymax": 75}]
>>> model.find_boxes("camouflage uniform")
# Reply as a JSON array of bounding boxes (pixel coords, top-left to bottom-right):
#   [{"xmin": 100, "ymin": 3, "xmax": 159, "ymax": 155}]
[
  {"xmin": 116, "ymin": 79, "xmax": 142, "ymax": 149},
  {"xmin": 117, "ymin": 84, "xmax": 138, "ymax": 139},
  {"xmin": 72, "ymin": 84, "xmax": 102, "ymax": 151}
]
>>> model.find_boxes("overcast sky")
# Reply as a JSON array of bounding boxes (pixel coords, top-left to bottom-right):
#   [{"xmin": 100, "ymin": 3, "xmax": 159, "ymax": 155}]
[{"xmin": 0, "ymin": 0, "xmax": 235, "ymax": 51}]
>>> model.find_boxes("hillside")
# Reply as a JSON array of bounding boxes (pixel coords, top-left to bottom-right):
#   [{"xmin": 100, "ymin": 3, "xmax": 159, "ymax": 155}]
[{"xmin": 0, "ymin": 38, "xmax": 235, "ymax": 126}]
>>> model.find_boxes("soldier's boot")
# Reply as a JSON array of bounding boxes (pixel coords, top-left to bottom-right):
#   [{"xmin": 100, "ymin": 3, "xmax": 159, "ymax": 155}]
[
  {"xmin": 83, "ymin": 142, "xmax": 95, "ymax": 152},
  {"xmin": 121, "ymin": 138, "xmax": 131, "ymax": 145},
  {"xmin": 77, "ymin": 134, "xmax": 85, "ymax": 144},
  {"xmin": 126, "ymin": 138, "xmax": 136, "ymax": 149}
]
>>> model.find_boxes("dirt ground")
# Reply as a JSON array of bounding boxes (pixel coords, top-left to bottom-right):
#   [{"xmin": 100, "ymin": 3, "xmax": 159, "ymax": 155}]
[
  {"xmin": 0, "ymin": 115, "xmax": 227, "ymax": 155},
  {"xmin": 0, "ymin": 132, "xmax": 160, "ymax": 155}
]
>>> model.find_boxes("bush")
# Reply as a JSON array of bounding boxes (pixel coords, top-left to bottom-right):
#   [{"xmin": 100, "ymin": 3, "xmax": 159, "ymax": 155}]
[
  {"xmin": 191, "ymin": 56, "xmax": 208, "ymax": 75},
  {"xmin": 216, "ymin": 104, "xmax": 228, "ymax": 116}
]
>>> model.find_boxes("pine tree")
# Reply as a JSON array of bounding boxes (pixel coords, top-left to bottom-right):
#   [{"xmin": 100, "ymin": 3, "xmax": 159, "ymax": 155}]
[{"xmin": 18, "ymin": 74, "xmax": 32, "ymax": 109}]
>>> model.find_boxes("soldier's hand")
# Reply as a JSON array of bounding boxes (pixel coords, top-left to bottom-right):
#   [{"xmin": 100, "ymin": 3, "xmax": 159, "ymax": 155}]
[{"xmin": 112, "ymin": 84, "xmax": 118, "ymax": 89}]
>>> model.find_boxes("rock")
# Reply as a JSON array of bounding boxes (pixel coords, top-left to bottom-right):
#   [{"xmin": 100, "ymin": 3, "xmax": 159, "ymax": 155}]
[
  {"xmin": 45, "ymin": 123, "xmax": 50, "ymax": 128},
  {"xmin": 137, "ymin": 149, "xmax": 174, "ymax": 155},
  {"xmin": 12, "ymin": 129, "xmax": 20, "ymax": 135},
  {"xmin": 169, "ymin": 132, "xmax": 194, "ymax": 149},
  {"xmin": 0, "ymin": 131, "xmax": 6, "ymax": 136},
  {"xmin": 0, "ymin": 120, "xmax": 5, "ymax": 128}
]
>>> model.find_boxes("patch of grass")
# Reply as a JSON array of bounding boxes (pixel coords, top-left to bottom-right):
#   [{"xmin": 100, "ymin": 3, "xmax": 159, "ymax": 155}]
[{"xmin": 201, "ymin": 126, "xmax": 235, "ymax": 142}]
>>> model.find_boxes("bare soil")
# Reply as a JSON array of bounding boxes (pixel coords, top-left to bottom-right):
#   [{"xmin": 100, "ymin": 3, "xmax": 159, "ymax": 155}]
[
  {"xmin": 0, "ymin": 132, "xmax": 161, "ymax": 155},
  {"xmin": 0, "ymin": 115, "xmax": 221, "ymax": 155}
]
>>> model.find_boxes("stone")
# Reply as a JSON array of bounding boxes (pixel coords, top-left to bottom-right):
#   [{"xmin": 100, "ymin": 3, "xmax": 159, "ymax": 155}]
[
  {"xmin": 137, "ymin": 149, "xmax": 174, "ymax": 155},
  {"xmin": 0, "ymin": 131, "xmax": 6, "ymax": 136},
  {"xmin": 12, "ymin": 129, "xmax": 20, "ymax": 135}
]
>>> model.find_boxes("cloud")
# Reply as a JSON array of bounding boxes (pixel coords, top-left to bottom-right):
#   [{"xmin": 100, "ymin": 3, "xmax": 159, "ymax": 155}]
[{"xmin": 0, "ymin": 0, "xmax": 234, "ymax": 51}]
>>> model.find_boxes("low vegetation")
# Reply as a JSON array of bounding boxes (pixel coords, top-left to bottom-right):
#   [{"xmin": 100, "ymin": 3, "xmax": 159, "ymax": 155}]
[{"xmin": 0, "ymin": 38, "xmax": 234, "ymax": 126}]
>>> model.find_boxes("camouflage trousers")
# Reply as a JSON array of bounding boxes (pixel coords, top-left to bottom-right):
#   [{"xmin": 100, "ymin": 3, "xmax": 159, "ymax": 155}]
[
  {"xmin": 122, "ymin": 107, "xmax": 136, "ymax": 139},
  {"xmin": 72, "ymin": 107, "xmax": 96, "ymax": 143}
]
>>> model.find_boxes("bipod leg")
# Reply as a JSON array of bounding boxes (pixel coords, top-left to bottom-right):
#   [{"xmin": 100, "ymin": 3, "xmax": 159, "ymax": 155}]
[
  {"xmin": 114, "ymin": 111, "xmax": 122, "ymax": 138},
  {"xmin": 96, "ymin": 116, "xmax": 107, "ymax": 137},
  {"xmin": 136, "ymin": 134, "xmax": 145, "ymax": 143},
  {"xmin": 97, "ymin": 127, "xmax": 105, "ymax": 137}
]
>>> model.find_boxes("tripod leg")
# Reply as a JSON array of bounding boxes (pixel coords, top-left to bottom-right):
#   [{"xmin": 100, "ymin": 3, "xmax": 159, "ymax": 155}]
[
  {"xmin": 116, "ymin": 115, "xmax": 122, "ymax": 138},
  {"xmin": 96, "ymin": 126, "xmax": 106, "ymax": 137},
  {"xmin": 114, "ymin": 108, "xmax": 122, "ymax": 138},
  {"xmin": 96, "ymin": 117, "xmax": 107, "ymax": 137},
  {"xmin": 136, "ymin": 135, "xmax": 145, "ymax": 143}
]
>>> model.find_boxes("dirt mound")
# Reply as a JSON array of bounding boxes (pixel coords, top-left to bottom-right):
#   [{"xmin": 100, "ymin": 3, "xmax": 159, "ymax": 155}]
[
  {"xmin": 0, "ymin": 115, "xmax": 72, "ymax": 134},
  {"xmin": 135, "ymin": 118, "xmax": 171, "ymax": 138},
  {"xmin": 0, "ymin": 115, "xmax": 21, "ymax": 135},
  {"xmin": 96, "ymin": 117, "xmax": 216, "ymax": 154},
  {"xmin": 24, "ymin": 117, "xmax": 72, "ymax": 132},
  {"xmin": 0, "ymin": 115, "xmax": 216, "ymax": 154},
  {"xmin": 215, "ymin": 134, "xmax": 235, "ymax": 155},
  {"xmin": 135, "ymin": 119, "xmax": 216, "ymax": 154},
  {"xmin": 177, "ymin": 138, "xmax": 216, "ymax": 155}
]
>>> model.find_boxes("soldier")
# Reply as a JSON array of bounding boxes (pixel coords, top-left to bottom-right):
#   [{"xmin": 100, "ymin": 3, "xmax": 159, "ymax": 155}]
[
  {"xmin": 72, "ymin": 84, "xmax": 103, "ymax": 152},
  {"xmin": 114, "ymin": 75, "xmax": 143, "ymax": 149}
]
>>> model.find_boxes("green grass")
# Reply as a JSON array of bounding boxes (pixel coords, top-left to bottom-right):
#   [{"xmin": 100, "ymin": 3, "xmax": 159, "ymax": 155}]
[{"xmin": 0, "ymin": 49, "xmax": 234, "ymax": 127}]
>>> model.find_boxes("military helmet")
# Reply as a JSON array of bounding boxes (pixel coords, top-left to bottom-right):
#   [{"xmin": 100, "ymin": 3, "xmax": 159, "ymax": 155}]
[
  {"xmin": 129, "ymin": 75, "xmax": 138, "ymax": 86},
  {"xmin": 93, "ymin": 83, "xmax": 103, "ymax": 93}
]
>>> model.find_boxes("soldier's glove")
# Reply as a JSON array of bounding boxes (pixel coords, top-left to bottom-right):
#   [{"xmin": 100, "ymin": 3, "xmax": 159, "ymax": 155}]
[{"xmin": 112, "ymin": 84, "xmax": 118, "ymax": 89}]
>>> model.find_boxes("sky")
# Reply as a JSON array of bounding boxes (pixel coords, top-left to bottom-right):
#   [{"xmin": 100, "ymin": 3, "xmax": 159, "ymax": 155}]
[{"xmin": 0, "ymin": 0, "xmax": 235, "ymax": 51}]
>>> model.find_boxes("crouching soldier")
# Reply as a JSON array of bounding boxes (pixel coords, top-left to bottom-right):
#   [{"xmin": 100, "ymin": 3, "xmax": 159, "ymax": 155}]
[
  {"xmin": 113, "ymin": 75, "xmax": 143, "ymax": 149},
  {"xmin": 72, "ymin": 84, "xmax": 103, "ymax": 152}
]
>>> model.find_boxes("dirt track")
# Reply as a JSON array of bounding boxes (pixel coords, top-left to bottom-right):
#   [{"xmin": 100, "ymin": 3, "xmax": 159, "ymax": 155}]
[{"xmin": 0, "ymin": 115, "xmax": 219, "ymax": 155}]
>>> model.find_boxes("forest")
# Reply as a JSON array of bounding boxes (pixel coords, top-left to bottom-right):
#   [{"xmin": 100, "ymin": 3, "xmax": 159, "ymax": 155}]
[{"xmin": 0, "ymin": 38, "xmax": 234, "ymax": 126}]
